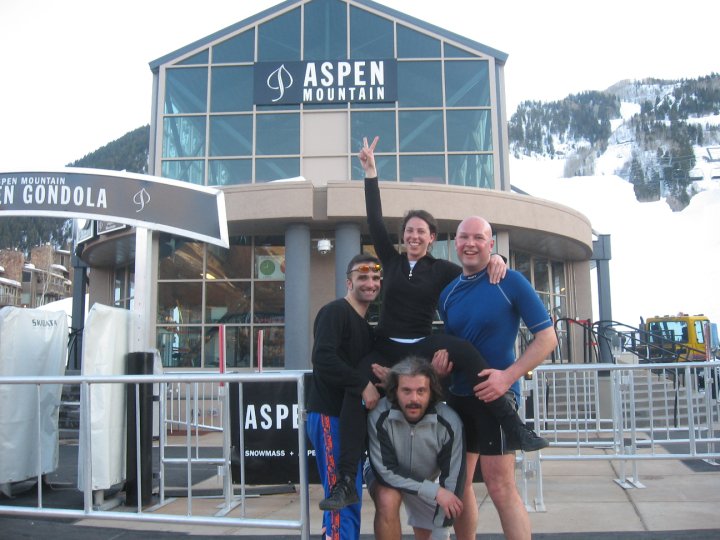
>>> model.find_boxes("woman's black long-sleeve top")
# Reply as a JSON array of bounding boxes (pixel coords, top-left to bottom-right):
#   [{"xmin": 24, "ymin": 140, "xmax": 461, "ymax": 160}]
[{"xmin": 365, "ymin": 177, "xmax": 462, "ymax": 340}]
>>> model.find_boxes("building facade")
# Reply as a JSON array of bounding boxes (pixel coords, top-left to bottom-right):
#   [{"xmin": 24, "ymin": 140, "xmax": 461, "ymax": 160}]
[
  {"xmin": 78, "ymin": 0, "xmax": 594, "ymax": 370},
  {"xmin": 0, "ymin": 246, "xmax": 72, "ymax": 308}
]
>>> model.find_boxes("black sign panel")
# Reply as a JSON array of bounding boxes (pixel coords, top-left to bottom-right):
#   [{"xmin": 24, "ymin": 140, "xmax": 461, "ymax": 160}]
[
  {"xmin": 254, "ymin": 59, "xmax": 397, "ymax": 105},
  {"xmin": 0, "ymin": 169, "xmax": 228, "ymax": 247},
  {"xmin": 230, "ymin": 375, "xmax": 321, "ymax": 485}
]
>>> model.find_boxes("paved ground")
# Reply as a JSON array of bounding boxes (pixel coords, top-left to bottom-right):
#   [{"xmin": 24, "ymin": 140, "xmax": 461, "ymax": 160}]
[{"xmin": 1, "ymin": 443, "xmax": 719, "ymax": 538}]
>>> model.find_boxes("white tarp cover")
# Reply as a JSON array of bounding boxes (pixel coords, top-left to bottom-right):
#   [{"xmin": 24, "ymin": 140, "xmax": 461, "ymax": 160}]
[
  {"xmin": 77, "ymin": 303, "xmax": 130, "ymax": 491},
  {"xmin": 0, "ymin": 307, "xmax": 67, "ymax": 484}
]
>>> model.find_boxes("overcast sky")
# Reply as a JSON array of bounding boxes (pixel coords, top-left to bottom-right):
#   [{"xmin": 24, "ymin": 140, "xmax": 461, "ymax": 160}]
[{"xmin": 1, "ymin": 0, "xmax": 717, "ymax": 171}]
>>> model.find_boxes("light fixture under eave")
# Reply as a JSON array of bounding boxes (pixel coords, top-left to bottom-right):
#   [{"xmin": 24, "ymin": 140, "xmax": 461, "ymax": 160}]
[{"xmin": 317, "ymin": 239, "xmax": 332, "ymax": 255}]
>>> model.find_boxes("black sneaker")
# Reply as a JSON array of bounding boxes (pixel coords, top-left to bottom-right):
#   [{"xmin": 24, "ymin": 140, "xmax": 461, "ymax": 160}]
[
  {"xmin": 318, "ymin": 475, "xmax": 359, "ymax": 511},
  {"xmin": 515, "ymin": 425, "xmax": 549, "ymax": 452}
]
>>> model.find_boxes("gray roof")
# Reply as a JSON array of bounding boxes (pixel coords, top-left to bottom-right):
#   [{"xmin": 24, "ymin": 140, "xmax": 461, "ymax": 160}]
[{"xmin": 149, "ymin": 0, "xmax": 507, "ymax": 71}]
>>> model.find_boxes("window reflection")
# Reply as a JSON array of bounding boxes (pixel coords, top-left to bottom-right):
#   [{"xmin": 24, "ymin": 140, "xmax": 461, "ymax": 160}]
[
  {"xmin": 258, "ymin": 8, "xmax": 301, "ymax": 61},
  {"xmin": 204, "ymin": 326, "xmax": 252, "ymax": 368},
  {"xmin": 165, "ymin": 68, "xmax": 208, "ymax": 114},
  {"xmin": 209, "ymin": 159, "xmax": 252, "ymax": 186},
  {"xmin": 205, "ymin": 282, "xmax": 251, "ymax": 323},
  {"xmin": 163, "ymin": 116, "xmax": 206, "ymax": 158},
  {"xmin": 351, "ymin": 111, "xmax": 396, "ymax": 153},
  {"xmin": 304, "ymin": 0, "xmax": 347, "ymax": 60},
  {"xmin": 350, "ymin": 6, "xmax": 393, "ymax": 59},
  {"xmin": 398, "ymin": 62, "xmax": 442, "ymax": 107},
  {"xmin": 211, "ymin": 67, "xmax": 253, "ymax": 112},
  {"xmin": 157, "ymin": 326, "xmax": 202, "ymax": 368},
  {"xmin": 156, "ymin": 235, "xmax": 287, "ymax": 369},
  {"xmin": 256, "ymin": 114, "xmax": 300, "ymax": 155},
  {"xmin": 445, "ymin": 60, "xmax": 490, "ymax": 107},
  {"xmin": 446, "ymin": 110, "xmax": 492, "ymax": 152},
  {"xmin": 399, "ymin": 155, "xmax": 445, "ymax": 183},
  {"xmin": 255, "ymin": 158, "xmax": 300, "ymax": 182},
  {"xmin": 399, "ymin": 111, "xmax": 444, "ymax": 152},
  {"xmin": 161, "ymin": 160, "xmax": 205, "ymax": 184},
  {"xmin": 213, "ymin": 30, "xmax": 255, "ymax": 64},
  {"xmin": 209, "ymin": 115, "xmax": 252, "ymax": 156},
  {"xmin": 206, "ymin": 239, "xmax": 252, "ymax": 280},
  {"xmin": 397, "ymin": 25, "xmax": 440, "ymax": 58},
  {"xmin": 157, "ymin": 282, "xmax": 202, "ymax": 324},
  {"xmin": 448, "ymin": 154, "xmax": 493, "ymax": 188},
  {"xmin": 256, "ymin": 326, "xmax": 285, "ymax": 368},
  {"xmin": 534, "ymin": 258, "xmax": 550, "ymax": 293}
]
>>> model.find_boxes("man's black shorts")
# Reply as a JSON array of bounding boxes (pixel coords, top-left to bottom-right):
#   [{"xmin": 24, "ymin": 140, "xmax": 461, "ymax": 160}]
[{"xmin": 446, "ymin": 392, "xmax": 519, "ymax": 455}]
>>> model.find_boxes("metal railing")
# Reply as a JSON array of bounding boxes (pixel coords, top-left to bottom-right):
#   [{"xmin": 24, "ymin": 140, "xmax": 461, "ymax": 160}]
[
  {"xmin": 520, "ymin": 361, "xmax": 720, "ymax": 510},
  {"xmin": 0, "ymin": 371, "xmax": 311, "ymax": 539},
  {"xmin": 3, "ymin": 362, "xmax": 719, "ymax": 531}
]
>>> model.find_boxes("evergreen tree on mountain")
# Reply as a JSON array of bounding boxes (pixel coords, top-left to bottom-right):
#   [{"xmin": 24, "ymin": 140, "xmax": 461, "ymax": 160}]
[{"xmin": 508, "ymin": 73, "xmax": 720, "ymax": 208}]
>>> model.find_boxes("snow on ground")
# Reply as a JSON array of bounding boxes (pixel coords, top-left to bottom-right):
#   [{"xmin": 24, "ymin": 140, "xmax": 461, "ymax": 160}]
[{"xmin": 510, "ymin": 153, "xmax": 720, "ymax": 327}]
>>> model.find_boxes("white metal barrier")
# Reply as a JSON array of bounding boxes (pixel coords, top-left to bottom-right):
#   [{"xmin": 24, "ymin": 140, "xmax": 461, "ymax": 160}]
[
  {"xmin": 520, "ymin": 361, "xmax": 720, "ymax": 510},
  {"xmin": 0, "ymin": 371, "xmax": 311, "ymax": 539}
]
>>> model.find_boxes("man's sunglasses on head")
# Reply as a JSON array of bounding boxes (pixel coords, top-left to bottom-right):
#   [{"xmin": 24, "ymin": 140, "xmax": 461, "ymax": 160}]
[{"xmin": 348, "ymin": 263, "xmax": 382, "ymax": 275}]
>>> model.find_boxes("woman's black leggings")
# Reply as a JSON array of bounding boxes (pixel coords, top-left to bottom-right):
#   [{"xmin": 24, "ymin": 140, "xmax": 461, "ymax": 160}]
[{"xmin": 338, "ymin": 333, "xmax": 491, "ymax": 477}]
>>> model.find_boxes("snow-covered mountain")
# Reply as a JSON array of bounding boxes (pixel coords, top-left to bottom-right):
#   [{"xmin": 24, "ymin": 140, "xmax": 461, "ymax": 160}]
[{"xmin": 510, "ymin": 104, "xmax": 720, "ymax": 328}]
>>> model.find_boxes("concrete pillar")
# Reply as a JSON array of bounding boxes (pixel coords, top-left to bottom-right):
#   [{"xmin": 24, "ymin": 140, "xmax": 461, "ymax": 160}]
[
  {"xmin": 284, "ymin": 224, "xmax": 311, "ymax": 369},
  {"xmin": 334, "ymin": 222, "xmax": 361, "ymax": 298},
  {"xmin": 593, "ymin": 234, "xmax": 613, "ymax": 363}
]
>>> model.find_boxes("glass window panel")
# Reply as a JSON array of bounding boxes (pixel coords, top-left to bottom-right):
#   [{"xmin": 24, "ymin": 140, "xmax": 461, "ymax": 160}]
[
  {"xmin": 254, "ymin": 240, "xmax": 285, "ymax": 274},
  {"xmin": 513, "ymin": 251, "xmax": 532, "ymax": 282},
  {"xmin": 211, "ymin": 66, "xmax": 253, "ymax": 112},
  {"xmin": 205, "ymin": 281, "xmax": 251, "ymax": 323},
  {"xmin": 351, "ymin": 111, "xmax": 396, "ymax": 152},
  {"xmin": 205, "ymin": 326, "xmax": 251, "ymax": 368},
  {"xmin": 255, "ymin": 158, "xmax": 300, "ymax": 182},
  {"xmin": 255, "ymin": 326, "xmax": 285, "ymax": 368},
  {"xmin": 305, "ymin": 102, "xmax": 347, "ymax": 110},
  {"xmin": 157, "ymin": 326, "xmax": 202, "ymax": 368},
  {"xmin": 209, "ymin": 159, "xmax": 252, "ymax": 186},
  {"xmin": 399, "ymin": 110, "xmax": 444, "ymax": 152},
  {"xmin": 256, "ymin": 103, "xmax": 300, "ymax": 112},
  {"xmin": 164, "ymin": 67, "xmax": 208, "ymax": 114},
  {"xmin": 161, "ymin": 160, "xmax": 205, "ymax": 185},
  {"xmin": 158, "ymin": 237, "xmax": 204, "ymax": 279},
  {"xmin": 350, "ymin": 6, "xmax": 393, "ymax": 59},
  {"xmin": 304, "ymin": 0, "xmax": 347, "ymax": 61},
  {"xmin": 352, "ymin": 154, "xmax": 396, "ymax": 181},
  {"xmin": 447, "ymin": 109, "xmax": 492, "ymax": 151},
  {"xmin": 254, "ymin": 281, "xmax": 285, "ymax": 323},
  {"xmin": 397, "ymin": 25, "xmax": 440, "ymax": 58},
  {"xmin": 552, "ymin": 261, "xmax": 566, "ymax": 295},
  {"xmin": 553, "ymin": 294, "xmax": 567, "ymax": 319},
  {"xmin": 157, "ymin": 282, "xmax": 202, "ymax": 324},
  {"xmin": 397, "ymin": 61, "xmax": 442, "ymax": 107},
  {"xmin": 350, "ymin": 101, "xmax": 394, "ymax": 110},
  {"xmin": 256, "ymin": 114, "xmax": 300, "ymax": 155},
  {"xmin": 448, "ymin": 154, "xmax": 494, "ymax": 188},
  {"xmin": 163, "ymin": 116, "xmax": 206, "ymax": 158},
  {"xmin": 213, "ymin": 30, "xmax": 255, "ymax": 63},
  {"xmin": 207, "ymin": 236, "xmax": 253, "ymax": 279},
  {"xmin": 209, "ymin": 115, "xmax": 252, "ymax": 156},
  {"xmin": 160, "ymin": 160, "xmax": 204, "ymax": 185},
  {"xmin": 399, "ymin": 155, "xmax": 445, "ymax": 184},
  {"xmin": 113, "ymin": 271, "xmax": 125, "ymax": 306},
  {"xmin": 444, "ymin": 43, "xmax": 478, "ymax": 58},
  {"xmin": 534, "ymin": 258, "xmax": 550, "ymax": 293},
  {"xmin": 537, "ymin": 292, "xmax": 551, "ymax": 314},
  {"xmin": 258, "ymin": 8, "xmax": 301, "ymax": 61},
  {"xmin": 176, "ymin": 50, "xmax": 209, "ymax": 65},
  {"xmin": 445, "ymin": 60, "xmax": 490, "ymax": 107}
]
